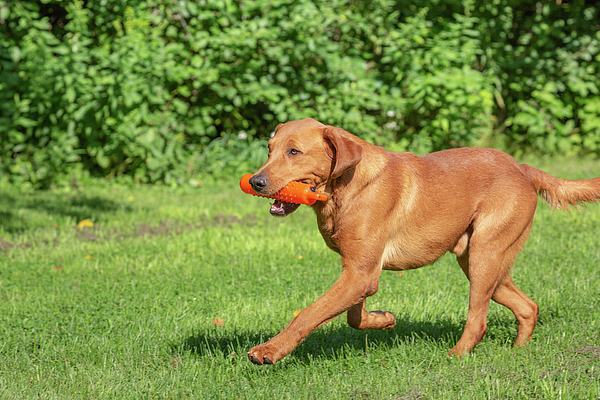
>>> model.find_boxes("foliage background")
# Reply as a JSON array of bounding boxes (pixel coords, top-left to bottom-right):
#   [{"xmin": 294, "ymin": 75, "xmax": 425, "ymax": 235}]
[{"xmin": 1, "ymin": 0, "xmax": 599, "ymax": 187}]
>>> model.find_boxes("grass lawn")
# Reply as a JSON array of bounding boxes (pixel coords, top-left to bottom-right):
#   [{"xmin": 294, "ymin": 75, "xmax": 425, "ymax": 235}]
[{"xmin": 0, "ymin": 157, "xmax": 599, "ymax": 399}]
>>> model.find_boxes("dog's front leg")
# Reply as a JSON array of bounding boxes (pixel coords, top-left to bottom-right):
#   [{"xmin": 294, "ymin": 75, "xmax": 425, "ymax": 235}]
[
  {"xmin": 347, "ymin": 299, "xmax": 396, "ymax": 330},
  {"xmin": 248, "ymin": 269, "xmax": 375, "ymax": 365}
]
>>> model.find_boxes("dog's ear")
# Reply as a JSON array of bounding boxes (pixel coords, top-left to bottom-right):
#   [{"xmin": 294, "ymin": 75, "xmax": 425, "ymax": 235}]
[
  {"xmin": 322, "ymin": 126, "xmax": 363, "ymax": 179},
  {"xmin": 272, "ymin": 123, "xmax": 284, "ymax": 137}
]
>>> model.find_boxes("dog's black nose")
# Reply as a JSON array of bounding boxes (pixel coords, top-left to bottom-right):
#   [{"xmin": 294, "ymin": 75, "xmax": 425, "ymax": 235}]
[{"xmin": 249, "ymin": 174, "xmax": 268, "ymax": 193}]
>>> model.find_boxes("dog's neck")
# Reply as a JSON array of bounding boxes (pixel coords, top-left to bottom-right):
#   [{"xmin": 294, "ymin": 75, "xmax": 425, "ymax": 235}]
[{"xmin": 312, "ymin": 142, "xmax": 390, "ymax": 253}]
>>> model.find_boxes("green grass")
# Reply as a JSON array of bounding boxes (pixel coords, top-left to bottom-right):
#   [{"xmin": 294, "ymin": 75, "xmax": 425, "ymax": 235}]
[{"xmin": 1, "ymin": 158, "xmax": 599, "ymax": 399}]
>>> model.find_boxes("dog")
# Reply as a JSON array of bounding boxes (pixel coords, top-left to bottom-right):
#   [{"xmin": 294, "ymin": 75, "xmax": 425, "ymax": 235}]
[{"xmin": 246, "ymin": 118, "xmax": 600, "ymax": 365}]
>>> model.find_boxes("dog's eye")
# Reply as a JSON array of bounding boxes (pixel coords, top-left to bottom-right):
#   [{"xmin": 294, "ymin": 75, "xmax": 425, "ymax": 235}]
[{"xmin": 288, "ymin": 148, "xmax": 302, "ymax": 156}]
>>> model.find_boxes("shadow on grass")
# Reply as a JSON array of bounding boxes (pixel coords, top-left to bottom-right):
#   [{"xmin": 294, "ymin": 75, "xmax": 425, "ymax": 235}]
[
  {"xmin": 178, "ymin": 314, "xmax": 469, "ymax": 363},
  {"xmin": 178, "ymin": 310, "xmax": 533, "ymax": 364}
]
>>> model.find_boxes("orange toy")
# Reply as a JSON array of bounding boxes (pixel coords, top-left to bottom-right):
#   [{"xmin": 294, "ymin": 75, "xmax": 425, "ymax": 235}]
[{"xmin": 240, "ymin": 174, "xmax": 327, "ymax": 205}]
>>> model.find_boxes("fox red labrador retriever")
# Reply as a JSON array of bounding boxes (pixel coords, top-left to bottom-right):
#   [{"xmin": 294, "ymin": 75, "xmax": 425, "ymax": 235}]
[{"xmin": 247, "ymin": 118, "xmax": 600, "ymax": 365}]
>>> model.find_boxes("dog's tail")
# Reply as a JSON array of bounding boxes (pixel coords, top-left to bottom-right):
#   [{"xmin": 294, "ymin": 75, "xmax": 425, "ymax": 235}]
[{"xmin": 520, "ymin": 164, "xmax": 600, "ymax": 210}]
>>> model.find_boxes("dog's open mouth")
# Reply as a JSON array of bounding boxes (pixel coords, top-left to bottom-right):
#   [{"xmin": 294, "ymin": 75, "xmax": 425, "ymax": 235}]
[{"xmin": 270, "ymin": 200, "xmax": 301, "ymax": 217}]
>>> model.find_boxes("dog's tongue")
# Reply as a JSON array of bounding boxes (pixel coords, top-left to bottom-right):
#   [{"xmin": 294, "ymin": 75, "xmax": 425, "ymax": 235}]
[{"xmin": 270, "ymin": 200, "xmax": 300, "ymax": 217}]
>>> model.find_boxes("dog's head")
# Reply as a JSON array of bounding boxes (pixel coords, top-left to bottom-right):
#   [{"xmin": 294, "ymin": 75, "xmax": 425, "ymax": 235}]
[{"xmin": 249, "ymin": 118, "xmax": 363, "ymax": 217}]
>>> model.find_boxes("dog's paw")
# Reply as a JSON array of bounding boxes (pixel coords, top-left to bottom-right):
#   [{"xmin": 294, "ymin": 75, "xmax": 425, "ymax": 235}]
[
  {"xmin": 372, "ymin": 310, "xmax": 397, "ymax": 330},
  {"xmin": 448, "ymin": 342, "xmax": 474, "ymax": 358},
  {"xmin": 349, "ymin": 310, "xmax": 396, "ymax": 330},
  {"xmin": 248, "ymin": 343, "xmax": 278, "ymax": 365}
]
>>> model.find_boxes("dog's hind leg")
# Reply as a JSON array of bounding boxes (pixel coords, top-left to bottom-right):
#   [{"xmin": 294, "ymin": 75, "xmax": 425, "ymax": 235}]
[
  {"xmin": 450, "ymin": 247, "xmax": 498, "ymax": 356},
  {"xmin": 347, "ymin": 299, "xmax": 396, "ymax": 330},
  {"xmin": 453, "ymin": 255, "xmax": 538, "ymax": 355},
  {"xmin": 451, "ymin": 208, "xmax": 536, "ymax": 356}
]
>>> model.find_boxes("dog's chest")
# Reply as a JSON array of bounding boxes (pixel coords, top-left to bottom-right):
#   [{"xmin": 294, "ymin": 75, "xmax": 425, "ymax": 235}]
[{"xmin": 316, "ymin": 216, "xmax": 340, "ymax": 253}]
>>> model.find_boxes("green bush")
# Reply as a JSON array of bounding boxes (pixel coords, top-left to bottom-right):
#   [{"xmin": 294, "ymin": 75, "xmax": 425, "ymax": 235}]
[
  {"xmin": 477, "ymin": 0, "xmax": 600, "ymax": 155},
  {"xmin": 1, "ymin": 0, "xmax": 598, "ymax": 187}
]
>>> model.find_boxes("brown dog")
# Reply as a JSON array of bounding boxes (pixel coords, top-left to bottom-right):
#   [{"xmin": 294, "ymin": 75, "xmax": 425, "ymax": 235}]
[{"xmin": 246, "ymin": 118, "xmax": 600, "ymax": 365}]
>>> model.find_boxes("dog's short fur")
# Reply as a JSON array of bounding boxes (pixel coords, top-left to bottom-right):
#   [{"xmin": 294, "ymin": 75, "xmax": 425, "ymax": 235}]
[{"xmin": 246, "ymin": 118, "xmax": 600, "ymax": 365}]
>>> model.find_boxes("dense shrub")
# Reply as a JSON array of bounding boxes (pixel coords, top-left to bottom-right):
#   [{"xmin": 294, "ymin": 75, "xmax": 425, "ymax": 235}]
[
  {"xmin": 477, "ymin": 0, "xmax": 600, "ymax": 155},
  {"xmin": 1, "ymin": 0, "xmax": 599, "ymax": 187}
]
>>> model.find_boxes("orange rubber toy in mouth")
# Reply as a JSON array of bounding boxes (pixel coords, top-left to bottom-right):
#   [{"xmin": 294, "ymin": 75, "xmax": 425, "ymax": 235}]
[{"xmin": 239, "ymin": 174, "xmax": 328, "ymax": 206}]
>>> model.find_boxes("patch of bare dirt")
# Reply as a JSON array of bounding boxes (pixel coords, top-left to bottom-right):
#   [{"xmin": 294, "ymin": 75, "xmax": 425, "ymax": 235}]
[
  {"xmin": 0, "ymin": 237, "xmax": 14, "ymax": 251},
  {"xmin": 0, "ymin": 237, "xmax": 31, "ymax": 251},
  {"xmin": 1, "ymin": 214, "xmax": 255, "ymax": 251},
  {"xmin": 392, "ymin": 393, "xmax": 425, "ymax": 400},
  {"xmin": 576, "ymin": 346, "xmax": 600, "ymax": 358}
]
